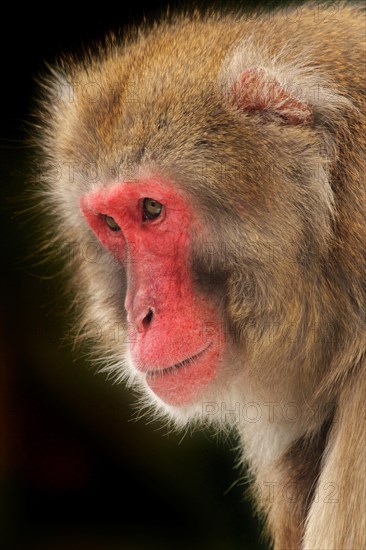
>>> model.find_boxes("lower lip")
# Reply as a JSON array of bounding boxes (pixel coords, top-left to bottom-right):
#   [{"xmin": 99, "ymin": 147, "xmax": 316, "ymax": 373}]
[{"xmin": 145, "ymin": 343, "xmax": 219, "ymax": 406}]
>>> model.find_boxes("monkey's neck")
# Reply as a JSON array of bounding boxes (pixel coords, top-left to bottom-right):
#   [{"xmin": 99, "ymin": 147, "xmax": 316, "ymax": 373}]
[{"xmin": 239, "ymin": 411, "xmax": 335, "ymax": 549}]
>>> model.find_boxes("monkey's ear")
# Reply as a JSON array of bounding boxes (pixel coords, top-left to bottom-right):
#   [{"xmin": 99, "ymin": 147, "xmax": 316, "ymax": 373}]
[{"xmin": 230, "ymin": 67, "xmax": 313, "ymax": 125}]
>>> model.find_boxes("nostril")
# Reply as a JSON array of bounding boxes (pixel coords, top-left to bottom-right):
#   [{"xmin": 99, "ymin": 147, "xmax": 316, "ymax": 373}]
[{"xmin": 142, "ymin": 308, "xmax": 154, "ymax": 327}]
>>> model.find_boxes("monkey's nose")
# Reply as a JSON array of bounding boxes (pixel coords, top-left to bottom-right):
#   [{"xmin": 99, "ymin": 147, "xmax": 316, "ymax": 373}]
[
  {"xmin": 142, "ymin": 308, "xmax": 154, "ymax": 328},
  {"xmin": 124, "ymin": 291, "xmax": 154, "ymax": 331},
  {"xmin": 129, "ymin": 307, "xmax": 154, "ymax": 332}
]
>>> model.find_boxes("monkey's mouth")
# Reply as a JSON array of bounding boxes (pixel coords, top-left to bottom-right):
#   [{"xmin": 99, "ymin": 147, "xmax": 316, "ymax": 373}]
[
  {"xmin": 142, "ymin": 340, "xmax": 219, "ymax": 406},
  {"xmin": 146, "ymin": 342, "xmax": 213, "ymax": 379}
]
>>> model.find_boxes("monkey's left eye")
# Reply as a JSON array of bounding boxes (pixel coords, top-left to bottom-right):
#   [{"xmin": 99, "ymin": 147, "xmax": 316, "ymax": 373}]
[
  {"xmin": 142, "ymin": 198, "xmax": 163, "ymax": 221},
  {"xmin": 103, "ymin": 215, "xmax": 121, "ymax": 231}
]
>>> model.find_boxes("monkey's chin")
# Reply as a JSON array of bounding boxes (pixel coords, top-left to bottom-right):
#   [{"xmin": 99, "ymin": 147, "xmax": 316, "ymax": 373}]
[{"xmin": 144, "ymin": 342, "xmax": 219, "ymax": 406}]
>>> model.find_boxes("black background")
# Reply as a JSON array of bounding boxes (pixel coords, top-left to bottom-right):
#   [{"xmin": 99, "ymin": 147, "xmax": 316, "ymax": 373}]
[{"xmin": 0, "ymin": 1, "xmax": 317, "ymax": 548}]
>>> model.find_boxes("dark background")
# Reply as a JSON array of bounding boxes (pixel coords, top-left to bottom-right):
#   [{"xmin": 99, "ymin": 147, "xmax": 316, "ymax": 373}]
[{"xmin": 0, "ymin": 1, "xmax": 326, "ymax": 548}]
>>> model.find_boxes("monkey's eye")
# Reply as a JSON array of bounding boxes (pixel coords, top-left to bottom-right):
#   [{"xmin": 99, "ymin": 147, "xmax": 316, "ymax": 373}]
[
  {"xmin": 104, "ymin": 215, "xmax": 121, "ymax": 231},
  {"xmin": 142, "ymin": 198, "xmax": 163, "ymax": 221}
]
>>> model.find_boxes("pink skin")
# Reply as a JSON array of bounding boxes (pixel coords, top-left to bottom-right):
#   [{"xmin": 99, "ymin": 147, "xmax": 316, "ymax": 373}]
[
  {"xmin": 232, "ymin": 68, "xmax": 313, "ymax": 125},
  {"xmin": 80, "ymin": 178, "xmax": 224, "ymax": 406}
]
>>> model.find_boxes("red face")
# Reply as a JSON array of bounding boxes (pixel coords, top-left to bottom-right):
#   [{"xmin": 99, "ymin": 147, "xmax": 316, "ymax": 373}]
[{"xmin": 80, "ymin": 178, "xmax": 224, "ymax": 406}]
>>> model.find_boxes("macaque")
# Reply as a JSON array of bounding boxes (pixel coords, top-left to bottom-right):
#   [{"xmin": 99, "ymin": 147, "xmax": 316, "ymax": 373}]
[{"xmin": 36, "ymin": 3, "xmax": 366, "ymax": 548}]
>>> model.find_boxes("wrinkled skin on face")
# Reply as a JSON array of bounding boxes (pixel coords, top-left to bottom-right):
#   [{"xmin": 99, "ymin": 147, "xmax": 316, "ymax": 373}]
[{"xmin": 80, "ymin": 178, "xmax": 224, "ymax": 405}]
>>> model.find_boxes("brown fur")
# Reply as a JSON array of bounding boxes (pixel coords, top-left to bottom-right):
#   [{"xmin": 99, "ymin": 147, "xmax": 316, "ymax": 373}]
[{"xmin": 35, "ymin": 3, "xmax": 366, "ymax": 548}]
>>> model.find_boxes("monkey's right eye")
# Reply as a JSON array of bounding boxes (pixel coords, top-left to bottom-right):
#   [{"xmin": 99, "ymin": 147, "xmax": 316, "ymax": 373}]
[{"xmin": 103, "ymin": 215, "xmax": 121, "ymax": 231}]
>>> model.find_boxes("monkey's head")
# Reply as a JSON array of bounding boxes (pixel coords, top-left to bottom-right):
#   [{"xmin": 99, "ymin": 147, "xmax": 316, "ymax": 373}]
[{"xmin": 38, "ymin": 16, "xmax": 350, "ymax": 424}]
